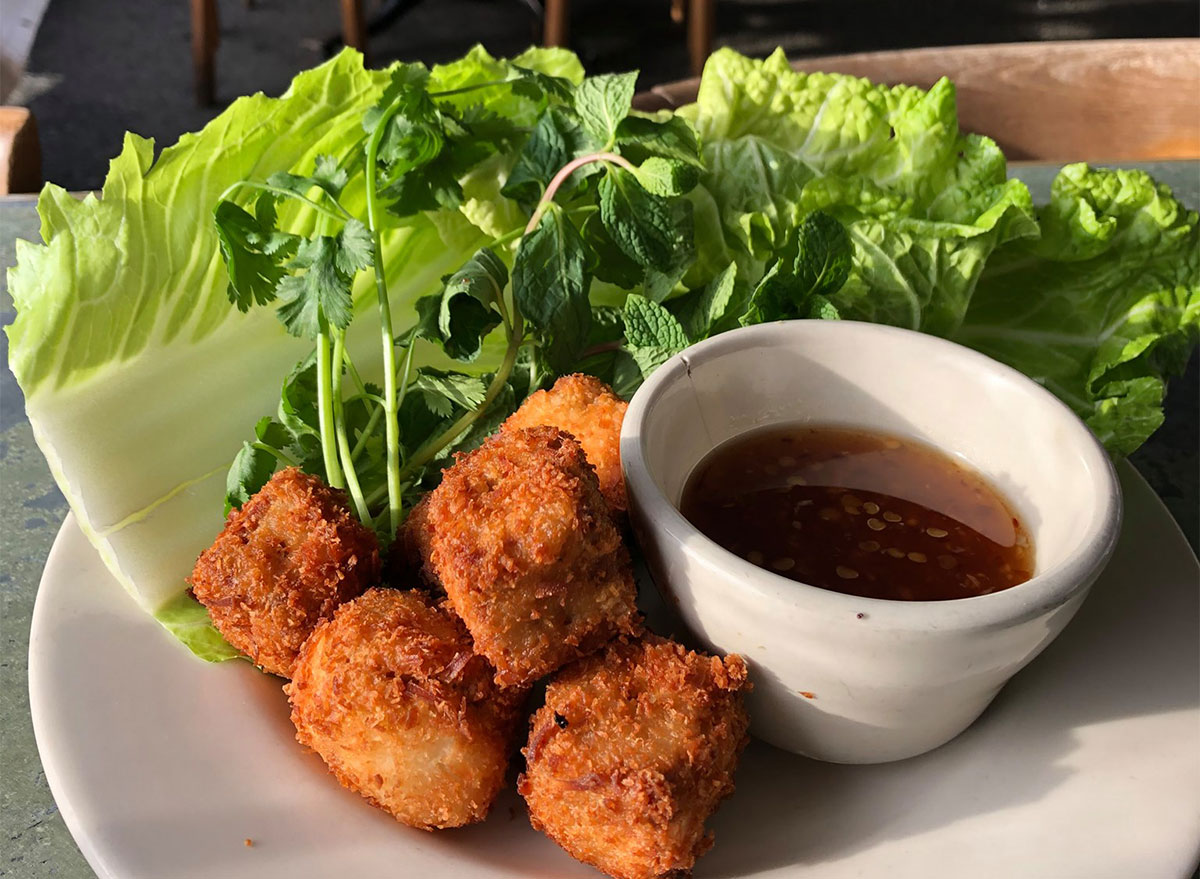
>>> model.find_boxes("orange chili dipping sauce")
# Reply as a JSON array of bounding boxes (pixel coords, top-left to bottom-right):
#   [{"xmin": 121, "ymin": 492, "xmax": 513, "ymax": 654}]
[{"xmin": 679, "ymin": 425, "xmax": 1034, "ymax": 601}]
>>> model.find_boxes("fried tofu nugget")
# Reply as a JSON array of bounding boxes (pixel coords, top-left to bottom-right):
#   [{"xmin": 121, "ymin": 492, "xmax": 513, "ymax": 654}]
[
  {"xmin": 423, "ymin": 426, "xmax": 640, "ymax": 687},
  {"xmin": 287, "ymin": 588, "xmax": 524, "ymax": 830},
  {"xmin": 502, "ymin": 374, "xmax": 629, "ymax": 514},
  {"xmin": 190, "ymin": 467, "xmax": 379, "ymax": 677},
  {"xmin": 519, "ymin": 635, "xmax": 751, "ymax": 879}
]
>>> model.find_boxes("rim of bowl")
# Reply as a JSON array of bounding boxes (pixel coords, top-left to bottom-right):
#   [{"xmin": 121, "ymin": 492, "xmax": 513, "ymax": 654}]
[{"xmin": 620, "ymin": 320, "xmax": 1124, "ymax": 632}]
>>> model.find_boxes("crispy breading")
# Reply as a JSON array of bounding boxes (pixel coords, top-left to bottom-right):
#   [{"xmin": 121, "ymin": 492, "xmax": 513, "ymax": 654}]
[
  {"xmin": 287, "ymin": 588, "xmax": 524, "ymax": 830},
  {"xmin": 501, "ymin": 374, "xmax": 629, "ymax": 514},
  {"xmin": 423, "ymin": 426, "xmax": 640, "ymax": 687},
  {"xmin": 189, "ymin": 467, "xmax": 379, "ymax": 677},
  {"xmin": 519, "ymin": 634, "xmax": 751, "ymax": 879}
]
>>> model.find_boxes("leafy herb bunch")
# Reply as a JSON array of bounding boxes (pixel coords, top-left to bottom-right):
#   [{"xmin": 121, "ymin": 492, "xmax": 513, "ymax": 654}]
[{"xmin": 213, "ymin": 54, "xmax": 853, "ymax": 545}]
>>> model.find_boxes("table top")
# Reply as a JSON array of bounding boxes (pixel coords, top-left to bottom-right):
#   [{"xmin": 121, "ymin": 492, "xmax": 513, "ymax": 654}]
[{"xmin": 2, "ymin": 162, "xmax": 1196, "ymax": 878}]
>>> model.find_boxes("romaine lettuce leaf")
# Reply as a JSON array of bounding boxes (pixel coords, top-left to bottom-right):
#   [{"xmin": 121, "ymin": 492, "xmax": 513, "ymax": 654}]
[{"xmin": 957, "ymin": 164, "xmax": 1199, "ymax": 455}]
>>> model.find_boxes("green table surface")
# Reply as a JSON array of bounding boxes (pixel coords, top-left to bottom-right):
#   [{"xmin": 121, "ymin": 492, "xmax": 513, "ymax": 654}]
[{"xmin": 2, "ymin": 162, "xmax": 1197, "ymax": 878}]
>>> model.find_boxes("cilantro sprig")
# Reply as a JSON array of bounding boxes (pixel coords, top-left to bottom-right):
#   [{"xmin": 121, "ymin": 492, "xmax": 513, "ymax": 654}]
[{"xmin": 213, "ymin": 54, "xmax": 852, "ymax": 546}]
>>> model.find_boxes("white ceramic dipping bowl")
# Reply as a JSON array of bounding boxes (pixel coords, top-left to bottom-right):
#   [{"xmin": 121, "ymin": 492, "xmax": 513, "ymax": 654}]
[{"xmin": 621, "ymin": 321, "xmax": 1122, "ymax": 764}]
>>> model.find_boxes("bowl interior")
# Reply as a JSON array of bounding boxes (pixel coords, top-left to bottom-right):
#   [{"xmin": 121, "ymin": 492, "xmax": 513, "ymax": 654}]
[{"xmin": 633, "ymin": 321, "xmax": 1115, "ymax": 586}]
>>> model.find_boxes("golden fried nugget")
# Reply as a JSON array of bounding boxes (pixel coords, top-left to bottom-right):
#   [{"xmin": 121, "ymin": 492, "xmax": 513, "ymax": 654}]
[
  {"xmin": 423, "ymin": 426, "xmax": 640, "ymax": 687},
  {"xmin": 287, "ymin": 588, "xmax": 524, "ymax": 830},
  {"xmin": 502, "ymin": 374, "xmax": 628, "ymax": 513},
  {"xmin": 519, "ymin": 635, "xmax": 751, "ymax": 879},
  {"xmin": 190, "ymin": 467, "xmax": 379, "ymax": 677}
]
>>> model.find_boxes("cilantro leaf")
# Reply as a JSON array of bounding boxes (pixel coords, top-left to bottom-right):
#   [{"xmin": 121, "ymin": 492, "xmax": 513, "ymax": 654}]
[
  {"xmin": 363, "ymin": 63, "xmax": 431, "ymax": 134},
  {"xmin": 275, "ymin": 235, "xmax": 355, "ymax": 338},
  {"xmin": 336, "ymin": 219, "xmax": 373, "ymax": 275},
  {"xmin": 212, "ymin": 201, "xmax": 297, "ymax": 311},
  {"xmin": 574, "ymin": 72, "xmax": 637, "ymax": 147},
  {"xmin": 512, "ymin": 208, "xmax": 591, "ymax": 372},
  {"xmin": 411, "ymin": 368, "xmax": 488, "ymax": 416}
]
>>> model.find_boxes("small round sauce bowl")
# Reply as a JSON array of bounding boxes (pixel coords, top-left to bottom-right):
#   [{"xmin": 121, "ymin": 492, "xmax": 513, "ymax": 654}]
[{"xmin": 620, "ymin": 321, "xmax": 1122, "ymax": 764}]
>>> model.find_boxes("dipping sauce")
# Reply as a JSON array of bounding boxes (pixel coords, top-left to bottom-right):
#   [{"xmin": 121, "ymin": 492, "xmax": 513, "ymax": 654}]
[{"xmin": 679, "ymin": 425, "xmax": 1034, "ymax": 601}]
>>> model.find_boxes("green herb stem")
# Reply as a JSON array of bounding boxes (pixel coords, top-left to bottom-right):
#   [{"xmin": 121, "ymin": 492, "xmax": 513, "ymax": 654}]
[
  {"xmin": 315, "ymin": 332, "xmax": 345, "ymax": 490},
  {"xmin": 526, "ymin": 151, "xmax": 637, "ymax": 234},
  {"xmin": 350, "ymin": 403, "xmax": 385, "ymax": 463},
  {"xmin": 331, "ymin": 331, "xmax": 373, "ymax": 526},
  {"xmin": 219, "ymin": 181, "xmax": 351, "ymax": 223},
  {"xmin": 249, "ymin": 443, "xmax": 299, "ymax": 467},
  {"xmin": 398, "ymin": 309, "xmax": 524, "ymax": 481},
  {"xmin": 364, "ymin": 98, "xmax": 407, "ymax": 538},
  {"xmin": 429, "ymin": 78, "xmax": 521, "ymax": 100}
]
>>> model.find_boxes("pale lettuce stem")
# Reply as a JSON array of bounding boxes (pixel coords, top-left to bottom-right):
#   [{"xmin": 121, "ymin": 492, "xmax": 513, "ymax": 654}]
[
  {"xmin": 315, "ymin": 332, "xmax": 345, "ymax": 489},
  {"xmin": 525, "ymin": 152, "xmax": 636, "ymax": 233},
  {"xmin": 365, "ymin": 100, "xmax": 406, "ymax": 538},
  {"xmin": 331, "ymin": 331, "xmax": 373, "ymax": 526}
]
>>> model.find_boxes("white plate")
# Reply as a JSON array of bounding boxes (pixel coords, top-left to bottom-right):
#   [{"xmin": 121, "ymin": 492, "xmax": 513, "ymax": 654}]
[{"xmin": 29, "ymin": 463, "xmax": 1200, "ymax": 879}]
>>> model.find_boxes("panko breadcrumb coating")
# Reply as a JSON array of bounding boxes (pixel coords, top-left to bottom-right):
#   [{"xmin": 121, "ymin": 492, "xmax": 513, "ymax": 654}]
[
  {"xmin": 423, "ymin": 426, "xmax": 640, "ymax": 687},
  {"xmin": 501, "ymin": 374, "xmax": 628, "ymax": 514},
  {"xmin": 519, "ymin": 634, "xmax": 751, "ymax": 879},
  {"xmin": 287, "ymin": 588, "xmax": 524, "ymax": 830},
  {"xmin": 189, "ymin": 467, "xmax": 379, "ymax": 677}
]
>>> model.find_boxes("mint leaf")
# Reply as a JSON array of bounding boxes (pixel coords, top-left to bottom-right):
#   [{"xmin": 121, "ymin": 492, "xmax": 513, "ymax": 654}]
[
  {"xmin": 503, "ymin": 107, "xmax": 599, "ymax": 205},
  {"xmin": 794, "ymin": 210, "xmax": 852, "ymax": 299},
  {"xmin": 615, "ymin": 114, "xmax": 702, "ymax": 166},
  {"xmin": 623, "ymin": 293, "xmax": 689, "ymax": 349},
  {"xmin": 743, "ymin": 211, "xmax": 851, "ymax": 324},
  {"xmin": 437, "ymin": 247, "xmax": 507, "ymax": 361},
  {"xmin": 634, "ymin": 156, "xmax": 699, "ymax": 197},
  {"xmin": 575, "ymin": 72, "xmax": 637, "ymax": 146},
  {"xmin": 599, "ymin": 166, "xmax": 680, "ymax": 270},
  {"xmin": 581, "ymin": 213, "xmax": 642, "ymax": 289},
  {"xmin": 674, "ymin": 261, "xmax": 740, "ymax": 339},
  {"xmin": 512, "ymin": 208, "xmax": 591, "ymax": 371}
]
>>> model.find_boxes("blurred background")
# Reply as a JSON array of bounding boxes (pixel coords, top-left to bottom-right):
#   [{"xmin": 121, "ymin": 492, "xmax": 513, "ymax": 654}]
[{"xmin": 1, "ymin": 0, "xmax": 1197, "ymax": 191}]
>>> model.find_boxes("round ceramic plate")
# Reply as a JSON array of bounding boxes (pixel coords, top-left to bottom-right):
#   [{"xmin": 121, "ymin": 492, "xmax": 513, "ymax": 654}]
[{"xmin": 29, "ymin": 463, "xmax": 1200, "ymax": 879}]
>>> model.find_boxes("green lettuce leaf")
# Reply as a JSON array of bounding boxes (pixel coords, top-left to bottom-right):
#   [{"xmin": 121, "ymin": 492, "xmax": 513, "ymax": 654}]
[
  {"xmin": 957, "ymin": 164, "xmax": 1200, "ymax": 455},
  {"xmin": 682, "ymin": 48, "xmax": 1037, "ymax": 336},
  {"xmin": 5, "ymin": 50, "xmax": 481, "ymax": 656}
]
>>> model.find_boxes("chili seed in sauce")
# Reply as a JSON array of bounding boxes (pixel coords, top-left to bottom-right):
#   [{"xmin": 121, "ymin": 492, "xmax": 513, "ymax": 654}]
[{"xmin": 679, "ymin": 425, "xmax": 1035, "ymax": 602}]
